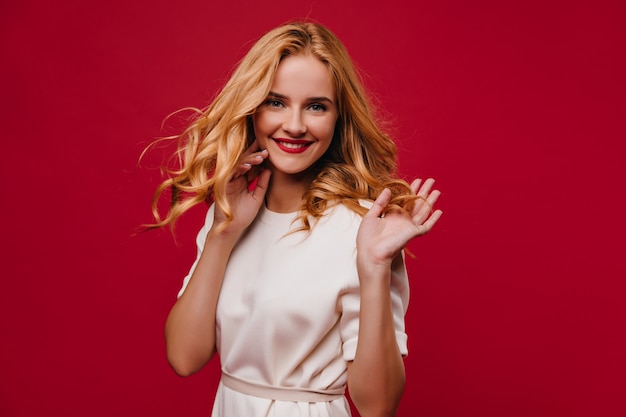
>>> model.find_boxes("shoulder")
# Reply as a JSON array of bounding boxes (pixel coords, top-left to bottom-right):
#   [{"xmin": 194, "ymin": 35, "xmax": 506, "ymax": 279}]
[
  {"xmin": 327, "ymin": 199, "xmax": 373, "ymax": 219},
  {"xmin": 326, "ymin": 199, "xmax": 370, "ymax": 220},
  {"xmin": 311, "ymin": 199, "xmax": 373, "ymax": 231}
]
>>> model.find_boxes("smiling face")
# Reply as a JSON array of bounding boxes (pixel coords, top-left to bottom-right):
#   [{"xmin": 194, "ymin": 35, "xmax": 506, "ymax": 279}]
[{"xmin": 253, "ymin": 54, "xmax": 338, "ymax": 179}]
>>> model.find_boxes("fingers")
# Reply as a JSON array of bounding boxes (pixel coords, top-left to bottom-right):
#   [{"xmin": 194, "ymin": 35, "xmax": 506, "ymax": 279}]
[
  {"xmin": 410, "ymin": 178, "xmax": 423, "ymax": 194},
  {"xmin": 414, "ymin": 178, "xmax": 434, "ymax": 197},
  {"xmin": 410, "ymin": 177, "xmax": 439, "ymax": 213},
  {"xmin": 405, "ymin": 209, "xmax": 441, "ymax": 240},
  {"xmin": 365, "ymin": 188, "xmax": 392, "ymax": 219},
  {"xmin": 407, "ymin": 178, "xmax": 443, "ymax": 235},
  {"xmin": 250, "ymin": 168, "xmax": 271, "ymax": 199},
  {"xmin": 423, "ymin": 209, "xmax": 443, "ymax": 230},
  {"xmin": 233, "ymin": 143, "xmax": 268, "ymax": 179},
  {"xmin": 410, "ymin": 178, "xmax": 437, "ymax": 206},
  {"xmin": 415, "ymin": 189, "xmax": 440, "ymax": 216},
  {"xmin": 240, "ymin": 148, "xmax": 268, "ymax": 168},
  {"xmin": 368, "ymin": 178, "xmax": 442, "ymax": 222}
]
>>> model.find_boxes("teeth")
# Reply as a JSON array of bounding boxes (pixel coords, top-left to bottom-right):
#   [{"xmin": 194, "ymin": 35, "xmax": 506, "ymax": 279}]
[{"xmin": 279, "ymin": 141, "xmax": 307, "ymax": 149}]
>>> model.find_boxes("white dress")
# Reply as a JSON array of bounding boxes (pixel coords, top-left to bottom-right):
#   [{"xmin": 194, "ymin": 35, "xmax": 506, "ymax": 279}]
[{"xmin": 178, "ymin": 202, "xmax": 410, "ymax": 417}]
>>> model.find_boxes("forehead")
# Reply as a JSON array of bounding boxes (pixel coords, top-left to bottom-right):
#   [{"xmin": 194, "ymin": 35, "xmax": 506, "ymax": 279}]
[{"xmin": 271, "ymin": 54, "xmax": 335, "ymax": 99}]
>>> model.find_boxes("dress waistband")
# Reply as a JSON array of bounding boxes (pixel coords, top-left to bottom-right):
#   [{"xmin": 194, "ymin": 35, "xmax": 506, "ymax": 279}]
[{"xmin": 221, "ymin": 371, "xmax": 346, "ymax": 402}]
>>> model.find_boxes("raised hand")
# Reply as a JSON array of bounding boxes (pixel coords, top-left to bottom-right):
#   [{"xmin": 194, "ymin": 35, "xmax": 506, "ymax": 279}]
[
  {"xmin": 356, "ymin": 178, "xmax": 442, "ymax": 270},
  {"xmin": 213, "ymin": 140, "xmax": 271, "ymax": 234}
]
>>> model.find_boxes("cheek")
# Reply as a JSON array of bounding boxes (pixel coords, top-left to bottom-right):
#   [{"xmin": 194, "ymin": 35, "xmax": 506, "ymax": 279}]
[
  {"xmin": 253, "ymin": 112, "xmax": 279, "ymax": 136},
  {"xmin": 309, "ymin": 117, "xmax": 337, "ymax": 142}
]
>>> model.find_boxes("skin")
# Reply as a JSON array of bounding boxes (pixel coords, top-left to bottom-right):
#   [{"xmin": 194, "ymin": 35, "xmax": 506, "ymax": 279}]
[
  {"xmin": 252, "ymin": 54, "xmax": 338, "ymax": 213},
  {"xmin": 164, "ymin": 54, "xmax": 443, "ymax": 416},
  {"xmin": 349, "ymin": 177, "xmax": 441, "ymax": 417}
]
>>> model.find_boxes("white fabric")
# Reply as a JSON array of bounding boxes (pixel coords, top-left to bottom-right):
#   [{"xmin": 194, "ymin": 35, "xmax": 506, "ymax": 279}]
[{"xmin": 178, "ymin": 202, "xmax": 410, "ymax": 417}]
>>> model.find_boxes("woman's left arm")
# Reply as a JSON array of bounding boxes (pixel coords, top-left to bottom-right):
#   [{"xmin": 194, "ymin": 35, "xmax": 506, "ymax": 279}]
[{"xmin": 348, "ymin": 178, "xmax": 442, "ymax": 417}]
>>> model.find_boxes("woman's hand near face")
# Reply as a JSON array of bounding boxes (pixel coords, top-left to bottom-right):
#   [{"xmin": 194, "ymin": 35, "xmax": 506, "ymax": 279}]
[
  {"xmin": 166, "ymin": 141, "xmax": 271, "ymax": 377},
  {"xmin": 213, "ymin": 140, "xmax": 271, "ymax": 235},
  {"xmin": 357, "ymin": 178, "xmax": 443, "ymax": 272}
]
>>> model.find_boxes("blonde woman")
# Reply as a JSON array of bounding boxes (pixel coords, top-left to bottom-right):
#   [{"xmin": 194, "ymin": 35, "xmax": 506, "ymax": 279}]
[{"xmin": 152, "ymin": 22, "xmax": 442, "ymax": 417}]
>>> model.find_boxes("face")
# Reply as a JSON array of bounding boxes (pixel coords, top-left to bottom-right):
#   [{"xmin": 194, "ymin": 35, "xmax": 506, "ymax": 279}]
[{"xmin": 253, "ymin": 54, "xmax": 338, "ymax": 178}]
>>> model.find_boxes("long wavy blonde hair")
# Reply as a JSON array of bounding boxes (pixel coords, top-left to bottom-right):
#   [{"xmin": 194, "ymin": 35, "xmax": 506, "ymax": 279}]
[{"xmin": 149, "ymin": 22, "xmax": 416, "ymax": 231}]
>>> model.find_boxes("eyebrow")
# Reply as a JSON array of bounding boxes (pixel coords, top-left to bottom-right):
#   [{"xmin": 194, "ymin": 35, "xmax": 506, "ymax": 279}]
[{"xmin": 267, "ymin": 91, "xmax": 334, "ymax": 105}]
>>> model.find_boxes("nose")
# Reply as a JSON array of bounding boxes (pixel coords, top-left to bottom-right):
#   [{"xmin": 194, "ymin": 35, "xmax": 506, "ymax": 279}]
[{"xmin": 282, "ymin": 109, "xmax": 307, "ymax": 137}]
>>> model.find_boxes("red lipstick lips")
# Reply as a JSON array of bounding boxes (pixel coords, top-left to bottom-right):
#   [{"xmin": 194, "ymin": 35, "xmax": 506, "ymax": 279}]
[{"xmin": 273, "ymin": 138, "xmax": 312, "ymax": 154}]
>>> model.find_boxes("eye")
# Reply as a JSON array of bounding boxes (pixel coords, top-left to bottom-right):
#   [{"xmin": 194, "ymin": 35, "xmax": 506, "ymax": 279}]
[
  {"xmin": 308, "ymin": 103, "xmax": 327, "ymax": 112},
  {"xmin": 265, "ymin": 99, "xmax": 284, "ymax": 108}
]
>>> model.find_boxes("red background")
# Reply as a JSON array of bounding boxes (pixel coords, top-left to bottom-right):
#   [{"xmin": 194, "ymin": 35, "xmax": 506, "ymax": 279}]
[{"xmin": 1, "ymin": 0, "xmax": 624, "ymax": 416}]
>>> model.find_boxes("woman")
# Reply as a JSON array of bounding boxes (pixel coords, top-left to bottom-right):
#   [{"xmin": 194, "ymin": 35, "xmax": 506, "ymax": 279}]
[{"xmin": 151, "ymin": 22, "xmax": 442, "ymax": 417}]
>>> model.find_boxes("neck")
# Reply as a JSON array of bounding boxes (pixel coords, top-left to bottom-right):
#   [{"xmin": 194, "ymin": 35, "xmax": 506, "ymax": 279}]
[{"xmin": 265, "ymin": 170, "xmax": 311, "ymax": 213}]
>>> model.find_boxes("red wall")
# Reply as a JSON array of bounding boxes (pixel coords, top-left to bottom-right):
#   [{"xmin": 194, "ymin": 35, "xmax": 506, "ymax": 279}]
[{"xmin": 1, "ymin": 0, "xmax": 624, "ymax": 416}]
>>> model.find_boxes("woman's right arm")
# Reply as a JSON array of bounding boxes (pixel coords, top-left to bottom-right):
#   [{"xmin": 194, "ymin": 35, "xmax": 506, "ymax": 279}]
[
  {"xmin": 164, "ymin": 144, "xmax": 270, "ymax": 376},
  {"xmin": 164, "ymin": 228, "xmax": 239, "ymax": 376}
]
